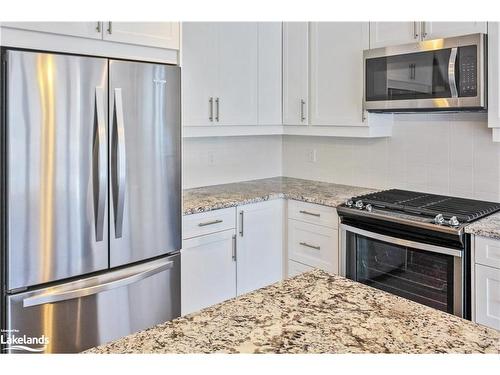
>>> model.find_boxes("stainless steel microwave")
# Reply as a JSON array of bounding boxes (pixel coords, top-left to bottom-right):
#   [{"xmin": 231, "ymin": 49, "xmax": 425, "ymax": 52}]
[{"xmin": 363, "ymin": 33, "xmax": 487, "ymax": 112}]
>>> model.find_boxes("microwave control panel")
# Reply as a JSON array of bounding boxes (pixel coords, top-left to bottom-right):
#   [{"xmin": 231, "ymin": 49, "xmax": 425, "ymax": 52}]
[{"xmin": 458, "ymin": 45, "xmax": 478, "ymax": 97}]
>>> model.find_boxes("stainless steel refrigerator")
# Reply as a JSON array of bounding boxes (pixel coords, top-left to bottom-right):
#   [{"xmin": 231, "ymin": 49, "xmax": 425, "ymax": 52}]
[{"xmin": 0, "ymin": 50, "xmax": 181, "ymax": 353}]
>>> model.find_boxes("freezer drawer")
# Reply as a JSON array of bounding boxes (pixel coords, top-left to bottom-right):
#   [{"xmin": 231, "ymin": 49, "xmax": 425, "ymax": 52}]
[{"xmin": 5, "ymin": 254, "xmax": 180, "ymax": 353}]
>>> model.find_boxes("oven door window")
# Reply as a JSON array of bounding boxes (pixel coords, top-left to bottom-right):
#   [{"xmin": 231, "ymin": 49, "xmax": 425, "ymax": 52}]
[{"xmin": 346, "ymin": 233, "xmax": 456, "ymax": 314}]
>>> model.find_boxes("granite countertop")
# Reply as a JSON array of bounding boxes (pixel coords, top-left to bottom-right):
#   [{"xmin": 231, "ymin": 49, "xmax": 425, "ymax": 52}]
[
  {"xmin": 465, "ymin": 211, "xmax": 500, "ymax": 240},
  {"xmin": 183, "ymin": 176, "xmax": 377, "ymax": 215},
  {"xmin": 86, "ymin": 270, "xmax": 500, "ymax": 354}
]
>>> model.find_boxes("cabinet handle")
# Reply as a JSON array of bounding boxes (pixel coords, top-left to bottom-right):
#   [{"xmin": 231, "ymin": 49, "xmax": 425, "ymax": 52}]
[
  {"xmin": 107, "ymin": 22, "xmax": 112, "ymax": 34},
  {"xmin": 232, "ymin": 234, "xmax": 237, "ymax": 261},
  {"xmin": 215, "ymin": 97, "xmax": 220, "ymax": 122},
  {"xmin": 413, "ymin": 21, "xmax": 419, "ymax": 39},
  {"xmin": 239, "ymin": 211, "xmax": 244, "ymax": 237},
  {"xmin": 209, "ymin": 97, "xmax": 214, "ymax": 122},
  {"xmin": 198, "ymin": 219, "xmax": 223, "ymax": 227},
  {"xmin": 299, "ymin": 210, "xmax": 320, "ymax": 217},
  {"xmin": 299, "ymin": 242, "xmax": 321, "ymax": 251},
  {"xmin": 96, "ymin": 22, "xmax": 101, "ymax": 33},
  {"xmin": 300, "ymin": 99, "xmax": 306, "ymax": 122},
  {"xmin": 421, "ymin": 22, "xmax": 427, "ymax": 39}
]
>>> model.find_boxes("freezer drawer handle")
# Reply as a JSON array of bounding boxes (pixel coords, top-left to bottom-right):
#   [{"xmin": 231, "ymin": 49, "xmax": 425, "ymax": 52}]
[
  {"xmin": 22, "ymin": 260, "xmax": 174, "ymax": 308},
  {"xmin": 93, "ymin": 87, "xmax": 107, "ymax": 242},
  {"xmin": 112, "ymin": 88, "xmax": 127, "ymax": 238},
  {"xmin": 198, "ymin": 219, "xmax": 223, "ymax": 227}
]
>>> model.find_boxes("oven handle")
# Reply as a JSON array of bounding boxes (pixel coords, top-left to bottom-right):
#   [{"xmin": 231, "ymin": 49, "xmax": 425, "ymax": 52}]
[{"xmin": 340, "ymin": 224, "xmax": 462, "ymax": 258}]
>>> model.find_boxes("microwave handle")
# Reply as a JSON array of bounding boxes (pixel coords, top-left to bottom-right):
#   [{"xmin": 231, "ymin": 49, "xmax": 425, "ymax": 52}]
[{"xmin": 448, "ymin": 47, "xmax": 459, "ymax": 98}]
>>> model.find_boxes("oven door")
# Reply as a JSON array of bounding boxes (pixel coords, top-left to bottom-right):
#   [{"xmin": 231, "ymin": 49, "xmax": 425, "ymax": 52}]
[{"xmin": 340, "ymin": 224, "xmax": 463, "ymax": 317}]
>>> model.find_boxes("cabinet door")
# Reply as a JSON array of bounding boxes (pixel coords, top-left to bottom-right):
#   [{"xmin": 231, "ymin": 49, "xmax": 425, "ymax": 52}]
[
  {"xmin": 258, "ymin": 22, "xmax": 282, "ymax": 125},
  {"xmin": 369, "ymin": 22, "xmax": 419, "ymax": 48},
  {"xmin": 181, "ymin": 230, "xmax": 237, "ymax": 315},
  {"xmin": 489, "ymin": 22, "xmax": 500, "ymax": 129},
  {"xmin": 216, "ymin": 22, "xmax": 258, "ymax": 125},
  {"xmin": 1, "ymin": 22, "xmax": 102, "ymax": 39},
  {"xmin": 283, "ymin": 22, "xmax": 309, "ymax": 125},
  {"xmin": 182, "ymin": 22, "xmax": 219, "ymax": 126},
  {"xmin": 102, "ymin": 22, "xmax": 180, "ymax": 49},
  {"xmin": 310, "ymin": 22, "xmax": 368, "ymax": 126},
  {"xmin": 423, "ymin": 22, "xmax": 487, "ymax": 40},
  {"xmin": 236, "ymin": 200, "xmax": 284, "ymax": 295},
  {"xmin": 475, "ymin": 264, "xmax": 500, "ymax": 330}
]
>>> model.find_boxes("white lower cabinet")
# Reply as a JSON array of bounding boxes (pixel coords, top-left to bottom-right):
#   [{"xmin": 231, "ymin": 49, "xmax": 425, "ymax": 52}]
[
  {"xmin": 288, "ymin": 260, "xmax": 314, "ymax": 277},
  {"xmin": 286, "ymin": 200, "xmax": 339, "ymax": 277},
  {"xmin": 288, "ymin": 219, "xmax": 338, "ymax": 273},
  {"xmin": 181, "ymin": 229, "xmax": 237, "ymax": 315},
  {"xmin": 236, "ymin": 199, "xmax": 284, "ymax": 295},
  {"xmin": 475, "ymin": 264, "xmax": 500, "ymax": 330}
]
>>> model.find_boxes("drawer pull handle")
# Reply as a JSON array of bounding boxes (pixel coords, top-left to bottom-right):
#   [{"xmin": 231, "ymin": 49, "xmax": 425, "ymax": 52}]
[
  {"xmin": 198, "ymin": 219, "xmax": 223, "ymax": 227},
  {"xmin": 299, "ymin": 242, "xmax": 321, "ymax": 250},
  {"xmin": 299, "ymin": 210, "xmax": 320, "ymax": 217}
]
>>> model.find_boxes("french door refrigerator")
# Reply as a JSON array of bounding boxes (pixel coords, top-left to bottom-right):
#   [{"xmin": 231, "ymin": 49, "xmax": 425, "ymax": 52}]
[{"xmin": 0, "ymin": 50, "xmax": 181, "ymax": 353}]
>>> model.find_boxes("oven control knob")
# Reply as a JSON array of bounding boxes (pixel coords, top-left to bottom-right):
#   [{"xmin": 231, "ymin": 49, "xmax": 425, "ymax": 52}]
[
  {"xmin": 365, "ymin": 204, "xmax": 373, "ymax": 212},
  {"xmin": 434, "ymin": 214, "xmax": 445, "ymax": 225},
  {"xmin": 355, "ymin": 200, "xmax": 364, "ymax": 209},
  {"xmin": 449, "ymin": 216, "xmax": 460, "ymax": 227},
  {"xmin": 346, "ymin": 199, "xmax": 354, "ymax": 207}
]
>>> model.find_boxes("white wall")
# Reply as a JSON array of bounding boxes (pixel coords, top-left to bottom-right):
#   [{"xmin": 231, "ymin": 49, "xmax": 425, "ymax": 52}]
[
  {"xmin": 183, "ymin": 135, "xmax": 282, "ymax": 189},
  {"xmin": 283, "ymin": 113, "xmax": 500, "ymax": 202}
]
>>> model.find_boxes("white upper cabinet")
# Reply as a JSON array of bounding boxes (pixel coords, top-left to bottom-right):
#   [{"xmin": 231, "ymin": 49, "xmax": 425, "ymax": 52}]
[
  {"xmin": 182, "ymin": 22, "xmax": 281, "ymax": 127},
  {"xmin": 310, "ymin": 22, "xmax": 369, "ymax": 126},
  {"xmin": 369, "ymin": 22, "xmax": 419, "ymax": 49},
  {"xmin": 216, "ymin": 23, "xmax": 258, "ymax": 126},
  {"xmin": 283, "ymin": 22, "xmax": 309, "ymax": 125},
  {"xmin": 422, "ymin": 22, "xmax": 487, "ymax": 40},
  {"xmin": 102, "ymin": 22, "xmax": 180, "ymax": 49},
  {"xmin": 258, "ymin": 22, "xmax": 283, "ymax": 125},
  {"xmin": 182, "ymin": 22, "xmax": 219, "ymax": 126},
  {"xmin": 370, "ymin": 22, "xmax": 488, "ymax": 49},
  {"xmin": 1, "ymin": 22, "xmax": 103, "ymax": 39},
  {"xmin": 489, "ymin": 22, "xmax": 500, "ymax": 134}
]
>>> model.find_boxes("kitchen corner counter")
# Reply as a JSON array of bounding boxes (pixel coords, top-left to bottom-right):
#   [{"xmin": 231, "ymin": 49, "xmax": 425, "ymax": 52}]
[
  {"xmin": 465, "ymin": 211, "xmax": 500, "ymax": 240},
  {"xmin": 86, "ymin": 270, "xmax": 500, "ymax": 354},
  {"xmin": 182, "ymin": 177, "xmax": 377, "ymax": 215}
]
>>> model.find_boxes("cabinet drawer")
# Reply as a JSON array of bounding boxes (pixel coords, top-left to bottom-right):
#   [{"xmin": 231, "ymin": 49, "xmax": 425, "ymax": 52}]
[
  {"xmin": 475, "ymin": 236, "xmax": 500, "ymax": 269},
  {"xmin": 288, "ymin": 219, "xmax": 338, "ymax": 273},
  {"xmin": 288, "ymin": 260, "xmax": 314, "ymax": 278},
  {"xmin": 183, "ymin": 207, "xmax": 236, "ymax": 239},
  {"xmin": 475, "ymin": 264, "xmax": 500, "ymax": 330},
  {"xmin": 288, "ymin": 200, "xmax": 338, "ymax": 228}
]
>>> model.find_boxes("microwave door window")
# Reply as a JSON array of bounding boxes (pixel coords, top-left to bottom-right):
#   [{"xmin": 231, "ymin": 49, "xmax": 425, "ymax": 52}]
[{"xmin": 366, "ymin": 49, "xmax": 452, "ymax": 101}]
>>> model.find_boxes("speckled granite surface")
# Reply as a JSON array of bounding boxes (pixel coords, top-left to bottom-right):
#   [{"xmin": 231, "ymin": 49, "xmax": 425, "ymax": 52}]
[
  {"xmin": 465, "ymin": 211, "xmax": 500, "ymax": 240},
  {"xmin": 183, "ymin": 177, "xmax": 377, "ymax": 215},
  {"xmin": 86, "ymin": 270, "xmax": 500, "ymax": 354}
]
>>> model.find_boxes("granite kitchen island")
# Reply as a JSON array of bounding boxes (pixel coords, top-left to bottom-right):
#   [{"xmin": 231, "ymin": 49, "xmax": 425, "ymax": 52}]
[{"xmin": 86, "ymin": 270, "xmax": 500, "ymax": 354}]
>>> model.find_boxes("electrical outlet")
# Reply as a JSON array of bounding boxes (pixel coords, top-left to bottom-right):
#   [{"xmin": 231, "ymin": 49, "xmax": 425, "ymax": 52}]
[{"xmin": 306, "ymin": 149, "xmax": 317, "ymax": 163}]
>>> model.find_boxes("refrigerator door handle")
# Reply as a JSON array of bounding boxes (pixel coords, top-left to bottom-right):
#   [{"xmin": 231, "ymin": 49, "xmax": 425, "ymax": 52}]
[
  {"xmin": 22, "ymin": 259, "xmax": 174, "ymax": 308},
  {"xmin": 112, "ymin": 88, "xmax": 127, "ymax": 238},
  {"xmin": 94, "ymin": 87, "xmax": 107, "ymax": 242}
]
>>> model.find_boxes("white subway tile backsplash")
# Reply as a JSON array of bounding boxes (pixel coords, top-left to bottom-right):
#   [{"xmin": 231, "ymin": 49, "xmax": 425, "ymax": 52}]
[{"xmin": 283, "ymin": 114, "xmax": 500, "ymax": 201}]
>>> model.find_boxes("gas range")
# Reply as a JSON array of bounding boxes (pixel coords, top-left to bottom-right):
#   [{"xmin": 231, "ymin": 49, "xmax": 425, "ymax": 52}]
[
  {"xmin": 337, "ymin": 189, "xmax": 500, "ymax": 235},
  {"xmin": 338, "ymin": 189, "xmax": 500, "ymax": 319}
]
